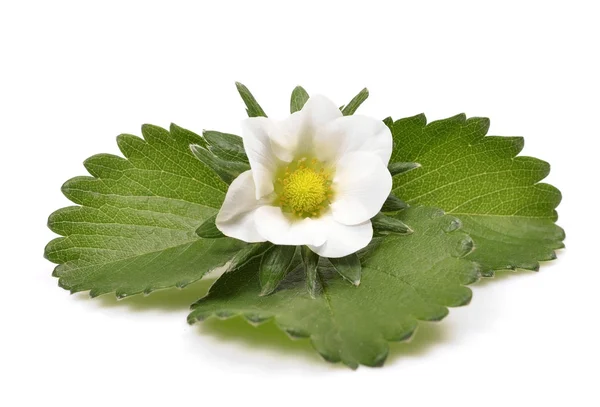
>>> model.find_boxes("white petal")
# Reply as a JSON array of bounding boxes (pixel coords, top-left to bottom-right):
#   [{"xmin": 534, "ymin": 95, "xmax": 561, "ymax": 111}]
[
  {"xmin": 268, "ymin": 111, "xmax": 304, "ymax": 162},
  {"xmin": 215, "ymin": 171, "xmax": 267, "ymax": 243},
  {"xmin": 240, "ymin": 117, "xmax": 279, "ymax": 199},
  {"xmin": 301, "ymin": 94, "xmax": 343, "ymax": 130},
  {"xmin": 239, "ymin": 96, "xmax": 344, "ymax": 198},
  {"xmin": 307, "ymin": 213, "xmax": 373, "ymax": 258},
  {"xmin": 314, "ymin": 115, "xmax": 393, "ymax": 165},
  {"xmin": 330, "ymin": 152, "xmax": 393, "ymax": 225},
  {"xmin": 269, "ymin": 95, "xmax": 343, "ymax": 158},
  {"xmin": 254, "ymin": 206, "xmax": 327, "ymax": 247}
]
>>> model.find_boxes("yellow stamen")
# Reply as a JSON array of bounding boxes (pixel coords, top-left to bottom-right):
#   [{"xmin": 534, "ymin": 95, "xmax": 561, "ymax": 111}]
[
  {"xmin": 275, "ymin": 157, "xmax": 335, "ymax": 218},
  {"xmin": 280, "ymin": 167, "xmax": 328, "ymax": 215}
]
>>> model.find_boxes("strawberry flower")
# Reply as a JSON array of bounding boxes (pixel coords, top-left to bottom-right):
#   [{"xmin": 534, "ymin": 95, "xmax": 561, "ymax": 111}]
[{"xmin": 216, "ymin": 95, "xmax": 392, "ymax": 258}]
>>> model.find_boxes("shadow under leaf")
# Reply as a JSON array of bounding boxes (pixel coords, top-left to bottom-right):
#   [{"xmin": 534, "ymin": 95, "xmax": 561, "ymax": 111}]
[
  {"xmin": 197, "ymin": 315, "xmax": 449, "ymax": 368},
  {"xmin": 474, "ymin": 268, "xmax": 538, "ymax": 287},
  {"xmin": 80, "ymin": 277, "xmax": 452, "ymax": 367},
  {"xmin": 76, "ymin": 261, "xmax": 551, "ymax": 367},
  {"xmin": 386, "ymin": 321, "xmax": 449, "ymax": 365},
  {"xmin": 197, "ymin": 317, "xmax": 327, "ymax": 366},
  {"xmin": 90, "ymin": 278, "xmax": 217, "ymax": 312}
]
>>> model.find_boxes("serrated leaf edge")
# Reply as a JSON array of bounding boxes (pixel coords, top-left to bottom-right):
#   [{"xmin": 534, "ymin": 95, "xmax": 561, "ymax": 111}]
[{"xmin": 187, "ymin": 208, "xmax": 483, "ymax": 369}]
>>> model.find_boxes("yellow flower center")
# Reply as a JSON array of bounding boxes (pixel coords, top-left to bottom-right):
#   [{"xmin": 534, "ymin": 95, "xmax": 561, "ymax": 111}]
[
  {"xmin": 284, "ymin": 167, "xmax": 328, "ymax": 212},
  {"xmin": 275, "ymin": 158, "xmax": 333, "ymax": 218}
]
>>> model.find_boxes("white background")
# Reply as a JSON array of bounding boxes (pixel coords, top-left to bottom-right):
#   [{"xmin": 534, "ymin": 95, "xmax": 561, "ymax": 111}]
[{"xmin": 1, "ymin": 1, "xmax": 598, "ymax": 406}]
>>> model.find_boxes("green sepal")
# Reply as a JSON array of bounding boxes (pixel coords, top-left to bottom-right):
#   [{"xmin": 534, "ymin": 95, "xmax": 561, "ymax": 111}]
[
  {"xmin": 235, "ymin": 82, "xmax": 267, "ymax": 118},
  {"xmin": 388, "ymin": 161, "xmax": 421, "ymax": 177},
  {"xmin": 381, "ymin": 193, "xmax": 409, "ymax": 212},
  {"xmin": 328, "ymin": 254, "xmax": 361, "ymax": 286},
  {"xmin": 195, "ymin": 214, "xmax": 225, "ymax": 239},
  {"xmin": 259, "ymin": 245, "xmax": 298, "ymax": 296},
  {"xmin": 189, "ymin": 144, "xmax": 249, "ymax": 184},
  {"xmin": 203, "ymin": 130, "xmax": 248, "ymax": 164},
  {"xmin": 301, "ymin": 246, "xmax": 320, "ymax": 298},
  {"xmin": 290, "ymin": 86, "xmax": 309, "ymax": 113},
  {"xmin": 170, "ymin": 123, "xmax": 208, "ymax": 148},
  {"xmin": 383, "ymin": 116, "xmax": 394, "ymax": 132},
  {"xmin": 372, "ymin": 212, "xmax": 413, "ymax": 235},
  {"xmin": 341, "ymin": 88, "xmax": 369, "ymax": 116},
  {"xmin": 228, "ymin": 242, "xmax": 273, "ymax": 272}
]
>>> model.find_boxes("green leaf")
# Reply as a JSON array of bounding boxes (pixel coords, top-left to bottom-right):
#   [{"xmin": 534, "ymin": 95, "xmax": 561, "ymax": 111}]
[
  {"xmin": 195, "ymin": 214, "xmax": 225, "ymax": 239},
  {"xmin": 390, "ymin": 114, "xmax": 564, "ymax": 275},
  {"xmin": 328, "ymin": 254, "xmax": 361, "ymax": 286},
  {"xmin": 301, "ymin": 246, "xmax": 320, "ymax": 299},
  {"xmin": 203, "ymin": 130, "xmax": 248, "ymax": 164},
  {"xmin": 45, "ymin": 124, "xmax": 246, "ymax": 298},
  {"xmin": 188, "ymin": 207, "xmax": 479, "ymax": 368},
  {"xmin": 235, "ymin": 82, "xmax": 267, "ymax": 118},
  {"xmin": 290, "ymin": 86, "xmax": 309, "ymax": 113},
  {"xmin": 341, "ymin": 88, "xmax": 369, "ymax": 116},
  {"xmin": 189, "ymin": 144, "xmax": 250, "ymax": 184},
  {"xmin": 259, "ymin": 246, "xmax": 298, "ymax": 296},
  {"xmin": 371, "ymin": 213, "xmax": 413, "ymax": 235}
]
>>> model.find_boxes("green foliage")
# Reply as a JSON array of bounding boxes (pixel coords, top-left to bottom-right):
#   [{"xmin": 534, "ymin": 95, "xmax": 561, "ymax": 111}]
[
  {"xmin": 202, "ymin": 130, "xmax": 248, "ymax": 164},
  {"xmin": 383, "ymin": 116, "xmax": 394, "ymax": 132},
  {"xmin": 189, "ymin": 143, "xmax": 249, "ymax": 184},
  {"xmin": 259, "ymin": 246, "xmax": 298, "ymax": 296},
  {"xmin": 290, "ymin": 86, "xmax": 310, "ymax": 113},
  {"xmin": 371, "ymin": 213, "xmax": 413, "ymax": 235},
  {"xmin": 301, "ymin": 246, "xmax": 321, "ymax": 299},
  {"xmin": 45, "ymin": 124, "xmax": 246, "ymax": 297},
  {"xmin": 388, "ymin": 162, "xmax": 421, "ymax": 176},
  {"xmin": 341, "ymin": 88, "xmax": 369, "ymax": 116},
  {"xmin": 390, "ymin": 114, "xmax": 564, "ymax": 275},
  {"xmin": 195, "ymin": 214, "xmax": 225, "ymax": 239},
  {"xmin": 381, "ymin": 194, "xmax": 409, "ymax": 212},
  {"xmin": 189, "ymin": 207, "xmax": 479, "ymax": 368},
  {"xmin": 44, "ymin": 85, "xmax": 564, "ymax": 368},
  {"xmin": 236, "ymin": 82, "xmax": 267, "ymax": 118},
  {"xmin": 328, "ymin": 254, "xmax": 361, "ymax": 286}
]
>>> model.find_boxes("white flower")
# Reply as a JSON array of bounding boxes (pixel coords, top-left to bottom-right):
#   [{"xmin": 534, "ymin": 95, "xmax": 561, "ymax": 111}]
[{"xmin": 215, "ymin": 95, "xmax": 393, "ymax": 258}]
